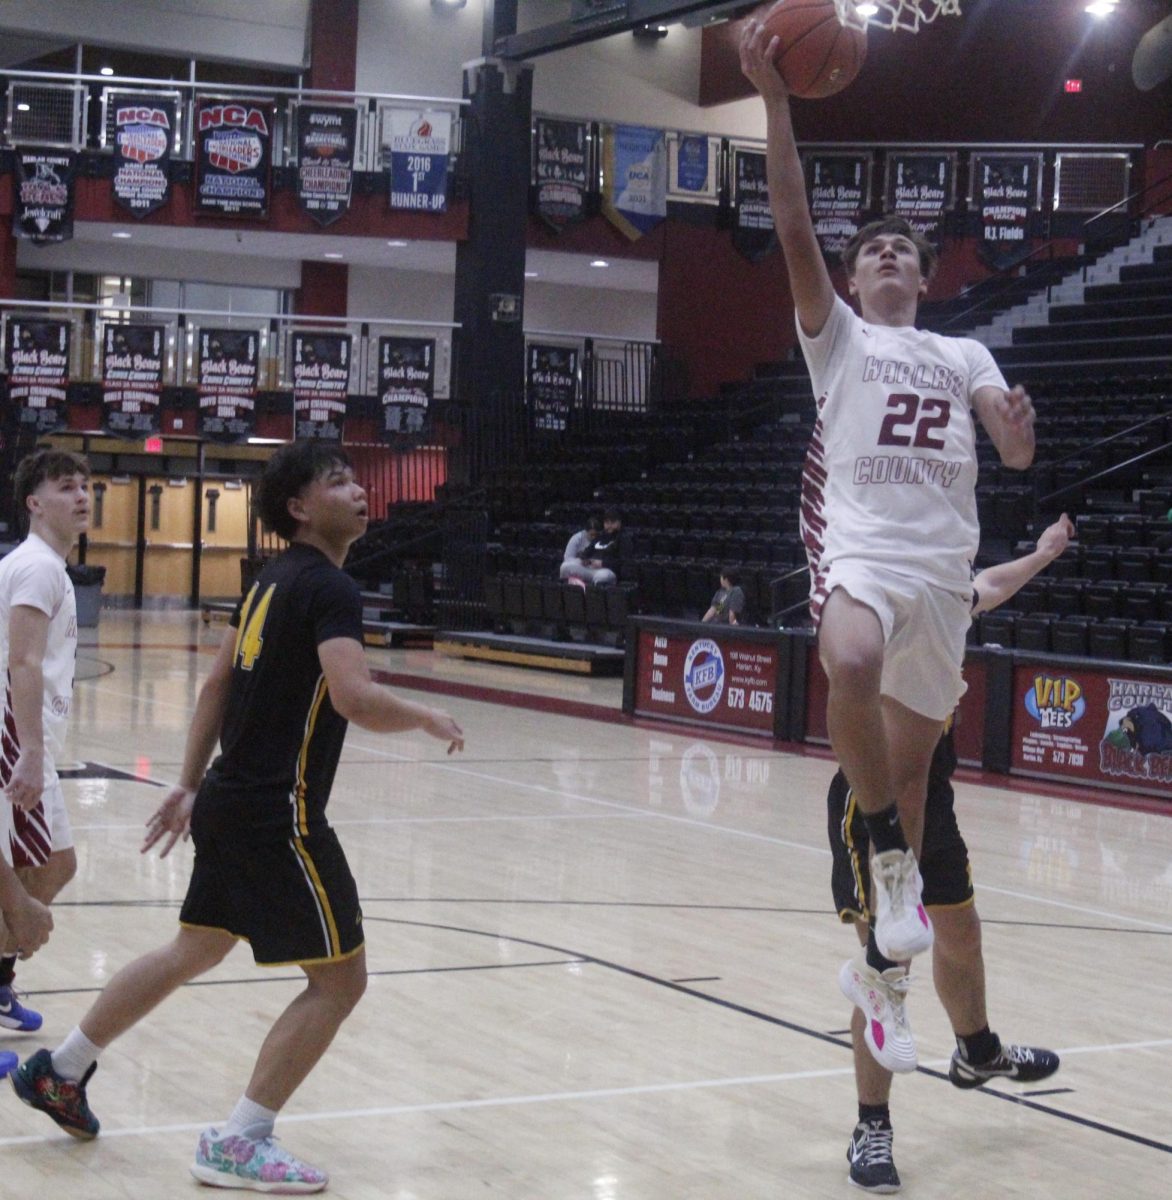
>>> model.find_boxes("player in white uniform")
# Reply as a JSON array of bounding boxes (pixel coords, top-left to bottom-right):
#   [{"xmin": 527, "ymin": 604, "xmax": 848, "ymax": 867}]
[
  {"xmin": 740, "ymin": 5, "xmax": 1034, "ymax": 1013},
  {"xmin": 0, "ymin": 450, "xmax": 91, "ymax": 1034}
]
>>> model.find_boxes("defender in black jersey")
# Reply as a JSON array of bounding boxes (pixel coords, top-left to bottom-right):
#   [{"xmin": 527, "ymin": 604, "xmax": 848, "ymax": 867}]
[{"xmin": 13, "ymin": 443, "xmax": 463, "ymax": 1193}]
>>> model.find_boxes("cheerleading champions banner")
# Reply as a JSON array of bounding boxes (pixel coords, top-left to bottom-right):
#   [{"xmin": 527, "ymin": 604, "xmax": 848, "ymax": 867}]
[
  {"xmin": 14, "ymin": 148, "xmax": 76, "ymax": 243},
  {"xmin": 111, "ymin": 93, "xmax": 176, "ymax": 217},
  {"xmin": 101, "ymin": 323, "xmax": 164, "ymax": 436},
  {"xmin": 378, "ymin": 337, "xmax": 434, "ymax": 441},
  {"xmin": 197, "ymin": 328, "xmax": 258, "ymax": 442},
  {"xmin": 387, "ymin": 110, "xmax": 452, "ymax": 213},
  {"xmin": 601, "ymin": 124, "xmax": 667, "ymax": 240},
  {"xmin": 291, "ymin": 332, "xmax": 350, "ymax": 443},
  {"xmin": 805, "ymin": 151, "xmax": 870, "ymax": 258},
  {"xmin": 973, "ymin": 153, "xmax": 1041, "ymax": 244},
  {"xmin": 4, "ymin": 318, "xmax": 70, "ymax": 433},
  {"xmin": 295, "ymin": 105, "xmax": 358, "ymax": 226},
  {"xmin": 195, "ymin": 97, "xmax": 274, "ymax": 218},
  {"xmin": 886, "ymin": 152, "xmax": 954, "ymax": 247},
  {"xmin": 534, "ymin": 117, "xmax": 589, "ymax": 231}
]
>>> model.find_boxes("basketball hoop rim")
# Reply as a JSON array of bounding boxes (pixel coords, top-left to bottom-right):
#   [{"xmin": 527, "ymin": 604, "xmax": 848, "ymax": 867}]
[{"xmin": 832, "ymin": 0, "xmax": 963, "ymax": 35}]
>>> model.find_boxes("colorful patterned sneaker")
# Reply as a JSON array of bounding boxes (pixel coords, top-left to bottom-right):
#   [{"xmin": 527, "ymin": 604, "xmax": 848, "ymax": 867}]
[
  {"xmin": 871, "ymin": 848, "xmax": 934, "ymax": 961},
  {"xmin": 10, "ymin": 1049, "xmax": 100, "ymax": 1139},
  {"xmin": 847, "ymin": 1118, "xmax": 902, "ymax": 1193},
  {"xmin": 949, "ymin": 1041, "xmax": 1060, "ymax": 1089},
  {"xmin": 191, "ymin": 1127, "xmax": 329, "ymax": 1193},
  {"xmin": 839, "ymin": 957, "xmax": 917, "ymax": 1074},
  {"xmin": 0, "ymin": 985, "xmax": 43, "ymax": 1031}
]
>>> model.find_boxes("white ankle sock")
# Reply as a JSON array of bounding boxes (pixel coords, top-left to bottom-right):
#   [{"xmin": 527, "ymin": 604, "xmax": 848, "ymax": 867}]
[
  {"xmin": 51, "ymin": 1027, "xmax": 102, "ymax": 1082},
  {"xmin": 221, "ymin": 1095, "xmax": 278, "ymax": 1140}
]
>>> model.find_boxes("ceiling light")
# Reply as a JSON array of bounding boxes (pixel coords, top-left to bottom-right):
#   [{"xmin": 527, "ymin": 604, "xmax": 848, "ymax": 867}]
[
  {"xmin": 430, "ymin": 0, "xmax": 467, "ymax": 9},
  {"xmin": 855, "ymin": 2, "xmax": 880, "ymax": 16},
  {"xmin": 111, "ymin": 230, "xmax": 132, "ymax": 239},
  {"xmin": 386, "ymin": 239, "xmax": 408, "ymax": 247},
  {"xmin": 524, "ymin": 271, "xmax": 539, "ymax": 278},
  {"xmin": 590, "ymin": 260, "xmax": 609, "ymax": 268},
  {"xmin": 16, "ymin": 102, "xmax": 30, "ymax": 112},
  {"xmin": 323, "ymin": 251, "xmax": 344, "ymax": 259},
  {"xmin": 99, "ymin": 65, "xmax": 114, "ymax": 76},
  {"xmin": 1085, "ymin": 0, "xmax": 1116, "ymax": 14}
]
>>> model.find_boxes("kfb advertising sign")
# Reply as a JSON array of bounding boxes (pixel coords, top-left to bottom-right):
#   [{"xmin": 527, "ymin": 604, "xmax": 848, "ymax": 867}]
[
  {"xmin": 291, "ymin": 331, "xmax": 350, "ymax": 443},
  {"xmin": 111, "ymin": 93, "xmax": 175, "ymax": 217},
  {"xmin": 195, "ymin": 97, "xmax": 274, "ymax": 218},
  {"xmin": 387, "ymin": 110, "xmax": 451, "ymax": 213},
  {"xmin": 197, "ymin": 328, "xmax": 258, "ymax": 441},
  {"xmin": 102, "ymin": 323, "xmax": 164, "ymax": 436},
  {"xmin": 4, "ymin": 318, "xmax": 70, "ymax": 432},
  {"xmin": 378, "ymin": 336, "xmax": 434, "ymax": 440}
]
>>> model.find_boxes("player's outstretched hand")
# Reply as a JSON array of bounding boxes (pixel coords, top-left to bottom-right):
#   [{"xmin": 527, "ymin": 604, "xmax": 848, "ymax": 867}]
[
  {"xmin": 739, "ymin": 9, "xmax": 789, "ymax": 101},
  {"xmin": 142, "ymin": 786, "xmax": 197, "ymax": 858},
  {"xmin": 5, "ymin": 751, "xmax": 45, "ymax": 812},
  {"xmin": 424, "ymin": 708, "xmax": 464, "ymax": 755},
  {"xmin": 1037, "ymin": 512, "xmax": 1075, "ymax": 561},
  {"xmin": 1003, "ymin": 384, "xmax": 1035, "ymax": 432},
  {"xmin": 5, "ymin": 891, "xmax": 52, "ymax": 959}
]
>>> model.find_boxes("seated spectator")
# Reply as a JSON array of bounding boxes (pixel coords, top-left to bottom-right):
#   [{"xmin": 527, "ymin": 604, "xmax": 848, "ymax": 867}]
[
  {"xmin": 702, "ymin": 568, "xmax": 746, "ymax": 625},
  {"xmin": 587, "ymin": 509, "xmax": 628, "ymax": 582},
  {"xmin": 559, "ymin": 515, "xmax": 614, "ymax": 586}
]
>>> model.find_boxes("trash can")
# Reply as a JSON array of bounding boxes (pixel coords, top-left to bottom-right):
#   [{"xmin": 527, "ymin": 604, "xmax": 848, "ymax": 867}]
[{"xmin": 67, "ymin": 563, "xmax": 107, "ymax": 628}]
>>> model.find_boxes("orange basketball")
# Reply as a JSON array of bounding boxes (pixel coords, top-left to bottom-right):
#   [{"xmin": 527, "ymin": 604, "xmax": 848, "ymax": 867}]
[{"xmin": 758, "ymin": 0, "xmax": 867, "ymax": 99}]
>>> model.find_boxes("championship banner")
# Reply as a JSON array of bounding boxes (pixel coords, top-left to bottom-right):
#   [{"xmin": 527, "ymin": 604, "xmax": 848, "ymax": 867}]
[
  {"xmin": 527, "ymin": 343, "xmax": 578, "ymax": 433},
  {"xmin": 14, "ymin": 148, "xmax": 76, "ymax": 243},
  {"xmin": 291, "ymin": 331, "xmax": 350, "ymax": 443},
  {"xmin": 378, "ymin": 336, "xmax": 434, "ymax": 441},
  {"xmin": 973, "ymin": 153, "xmax": 1041, "ymax": 244},
  {"xmin": 111, "ymin": 93, "xmax": 176, "ymax": 217},
  {"xmin": 534, "ymin": 117, "xmax": 589, "ymax": 231},
  {"xmin": 197, "ymin": 328, "xmax": 258, "ymax": 442},
  {"xmin": 101, "ymin": 323, "xmax": 164, "ymax": 436},
  {"xmin": 805, "ymin": 151, "xmax": 870, "ymax": 258},
  {"xmin": 387, "ymin": 109, "xmax": 451, "ymax": 213},
  {"xmin": 4, "ymin": 318, "xmax": 69, "ymax": 433},
  {"xmin": 295, "ymin": 104, "xmax": 358, "ymax": 227},
  {"xmin": 601, "ymin": 124, "xmax": 667, "ymax": 240},
  {"xmin": 195, "ymin": 96, "xmax": 274, "ymax": 218},
  {"xmin": 672, "ymin": 134, "xmax": 710, "ymax": 195},
  {"xmin": 885, "ymin": 152, "xmax": 953, "ymax": 246},
  {"xmin": 732, "ymin": 148, "xmax": 776, "ymax": 262}
]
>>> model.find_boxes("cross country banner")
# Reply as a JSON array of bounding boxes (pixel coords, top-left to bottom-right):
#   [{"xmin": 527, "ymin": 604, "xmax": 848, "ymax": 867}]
[
  {"xmin": 194, "ymin": 97, "xmax": 274, "ymax": 218},
  {"xmin": 292, "ymin": 331, "xmax": 350, "ymax": 443},
  {"xmin": 197, "ymin": 328, "xmax": 258, "ymax": 442},
  {"xmin": 14, "ymin": 148, "xmax": 76, "ymax": 243},
  {"xmin": 534, "ymin": 117, "xmax": 589, "ymax": 231},
  {"xmin": 101, "ymin": 323, "xmax": 164, "ymax": 436},
  {"xmin": 111, "ymin": 93, "xmax": 175, "ymax": 217},
  {"xmin": 378, "ymin": 336, "xmax": 434, "ymax": 442},
  {"xmin": 4, "ymin": 318, "xmax": 69, "ymax": 433},
  {"xmin": 601, "ymin": 124, "xmax": 667, "ymax": 240},
  {"xmin": 387, "ymin": 110, "xmax": 451, "ymax": 213},
  {"xmin": 732, "ymin": 148, "xmax": 777, "ymax": 262},
  {"xmin": 527, "ymin": 343, "xmax": 578, "ymax": 434},
  {"xmin": 295, "ymin": 104, "xmax": 358, "ymax": 227},
  {"xmin": 805, "ymin": 151, "xmax": 870, "ymax": 258},
  {"xmin": 885, "ymin": 151, "xmax": 953, "ymax": 247},
  {"xmin": 974, "ymin": 153, "xmax": 1040, "ymax": 244}
]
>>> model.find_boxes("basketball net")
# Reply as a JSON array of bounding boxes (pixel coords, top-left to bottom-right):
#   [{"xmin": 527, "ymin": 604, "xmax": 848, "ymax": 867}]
[{"xmin": 833, "ymin": 0, "xmax": 962, "ymax": 33}]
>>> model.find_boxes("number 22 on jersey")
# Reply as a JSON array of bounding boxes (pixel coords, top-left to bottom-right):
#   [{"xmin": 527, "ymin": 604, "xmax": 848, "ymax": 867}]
[{"xmin": 234, "ymin": 583, "xmax": 276, "ymax": 671}]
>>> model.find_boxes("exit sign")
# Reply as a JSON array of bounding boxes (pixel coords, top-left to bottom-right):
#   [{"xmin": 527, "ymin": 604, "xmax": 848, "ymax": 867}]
[
  {"xmin": 144, "ymin": 435, "xmax": 163, "ymax": 453},
  {"xmin": 1064, "ymin": 79, "xmax": 1083, "ymax": 93}
]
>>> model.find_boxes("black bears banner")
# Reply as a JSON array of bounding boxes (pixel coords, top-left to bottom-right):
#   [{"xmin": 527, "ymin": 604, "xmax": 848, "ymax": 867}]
[
  {"xmin": 527, "ymin": 343, "xmax": 578, "ymax": 434},
  {"xmin": 195, "ymin": 97, "xmax": 274, "ymax": 218},
  {"xmin": 805, "ymin": 151, "xmax": 870, "ymax": 258},
  {"xmin": 291, "ymin": 331, "xmax": 350, "ymax": 443},
  {"xmin": 111, "ymin": 94, "xmax": 176, "ymax": 217},
  {"xmin": 14, "ymin": 148, "xmax": 76, "ymax": 243},
  {"xmin": 974, "ymin": 153, "xmax": 1041, "ymax": 245},
  {"xmin": 101, "ymin": 323, "xmax": 164, "ymax": 437},
  {"xmin": 732, "ymin": 148, "xmax": 776, "ymax": 262},
  {"xmin": 534, "ymin": 117, "xmax": 589, "ymax": 231},
  {"xmin": 4, "ymin": 318, "xmax": 69, "ymax": 433},
  {"xmin": 378, "ymin": 336, "xmax": 434, "ymax": 441},
  {"xmin": 197, "ymin": 328, "xmax": 258, "ymax": 442},
  {"xmin": 295, "ymin": 105, "xmax": 358, "ymax": 227},
  {"xmin": 885, "ymin": 152, "xmax": 954, "ymax": 247}
]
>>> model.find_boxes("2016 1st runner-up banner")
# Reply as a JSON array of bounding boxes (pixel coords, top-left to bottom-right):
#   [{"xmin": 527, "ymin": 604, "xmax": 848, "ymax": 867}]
[{"xmin": 387, "ymin": 110, "xmax": 451, "ymax": 213}]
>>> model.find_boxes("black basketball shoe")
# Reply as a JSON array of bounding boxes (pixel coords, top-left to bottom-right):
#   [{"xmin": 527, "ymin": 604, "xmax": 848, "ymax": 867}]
[
  {"xmin": 949, "ymin": 1041, "xmax": 1060, "ymax": 1089},
  {"xmin": 846, "ymin": 1118, "xmax": 901, "ymax": 1193}
]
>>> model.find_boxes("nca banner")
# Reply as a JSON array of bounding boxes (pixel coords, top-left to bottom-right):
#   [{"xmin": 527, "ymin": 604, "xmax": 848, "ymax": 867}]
[
  {"xmin": 387, "ymin": 109, "xmax": 451, "ymax": 213},
  {"xmin": 14, "ymin": 148, "xmax": 76, "ymax": 244},
  {"xmin": 378, "ymin": 336, "xmax": 434, "ymax": 441},
  {"xmin": 601, "ymin": 124, "xmax": 667, "ymax": 240},
  {"xmin": 886, "ymin": 152, "xmax": 953, "ymax": 247},
  {"xmin": 291, "ymin": 331, "xmax": 350, "ymax": 443},
  {"xmin": 198, "ymin": 328, "xmax": 259, "ymax": 442},
  {"xmin": 527, "ymin": 343, "xmax": 578, "ymax": 434},
  {"xmin": 4, "ymin": 318, "xmax": 69, "ymax": 433},
  {"xmin": 805, "ymin": 152, "xmax": 870, "ymax": 258},
  {"xmin": 534, "ymin": 117, "xmax": 589, "ymax": 231},
  {"xmin": 195, "ymin": 97, "xmax": 274, "ymax": 218},
  {"xmin": 111, "ymin": 94, "xmax": 175, "ymax": 217},
  {"xmin": 102, "ymin": 323, "xmax": 164, "ymax": 436},
  {"xmin": 296, "ymin": 105, "xmax": 358, "ymax": 227}
]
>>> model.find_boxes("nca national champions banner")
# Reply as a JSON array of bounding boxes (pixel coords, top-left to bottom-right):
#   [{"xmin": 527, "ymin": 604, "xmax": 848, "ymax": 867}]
[
  {"xmin": 534, "ymin": 117, "xmax": 589, "ymax": 231},
  {"xmin": 195, "ymin": 97, "xmax": 274, "ymax": 218},
  {"xmin": 291, "ymin": 331, "xmax": 350, "ymax": 443},
  {"xmin": 387, "ymin": 109, "xmax": 451, "ymax": 214},
  {"xmin": 805, "ymin": 151, "xmax": 870, "ymax": 258},
  {"xmin": 886, "ymin": 152, "xmax": 953, "ymax": 247},
  {"xmin": 378, "ymin": 336, "xmax": 434, "ymax": 441},
  {"xmin": 733, "ymin": 148, "xmax": 776, "ymax": 262},
  {"xmin": 197, "ymin": 328, "xmax": 258, "ymax": 441},
  {"xmin": 14, "ymin": 148, "xmax": 76, "ymax": 243},
  {"xmin": 102, "ymin": 323, "xmax": 164, "ymax": 436},
  {"xmin": 601, "ymin": 124, "xmax": 667, "ymax": 241},
  {"xmin": 974, "ymin": 153, "xmax": 1040, "ymax": 244},
  {"xmin": 296, "ymin": 104, "xmax": 358, "ymax": 227},
  {"xmin": 4, "ymin": 318, "xmax": 70, "ymax": 433},
  {"xmin": 111, "ymin": 93, "xmax": 176, "ymax": 217},
  {"xmin": 527, "ymin": 343, "xmax": 578, "ymax": 433}
]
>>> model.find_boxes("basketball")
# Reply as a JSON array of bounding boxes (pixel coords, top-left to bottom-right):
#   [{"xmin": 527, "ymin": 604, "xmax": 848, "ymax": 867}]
[{"xmin": 758, "ymin": 0, "xmax": 867, "ymax": 99}]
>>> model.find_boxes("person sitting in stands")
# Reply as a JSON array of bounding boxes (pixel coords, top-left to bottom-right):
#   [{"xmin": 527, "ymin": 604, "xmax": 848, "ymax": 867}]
[
  {"xmin": 559, "ymin": 515, "xmax": 614, "ymax": 587},
  {"xmin": 702, "ymin": 568, "xmax": 746, "ymax": 625},
  {"xmin": 585, "ymin": 509, "xmax": 626, "ymax": 584}
]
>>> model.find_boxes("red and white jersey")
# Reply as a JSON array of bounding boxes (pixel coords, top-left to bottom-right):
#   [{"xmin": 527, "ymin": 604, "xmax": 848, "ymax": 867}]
[{"xmin": 798, "ymin": 297, "xmax": 1007, "ymax": 608}]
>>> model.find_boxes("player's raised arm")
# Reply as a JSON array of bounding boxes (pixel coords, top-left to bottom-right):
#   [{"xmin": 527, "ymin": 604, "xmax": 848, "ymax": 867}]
[
  {"xmin": 973, "ymin": 383, "xmax": 1036, "ymax": 470},
  {"xmin": 740, "ymin": 9, "xmax": 835, "ymax": 337}
]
